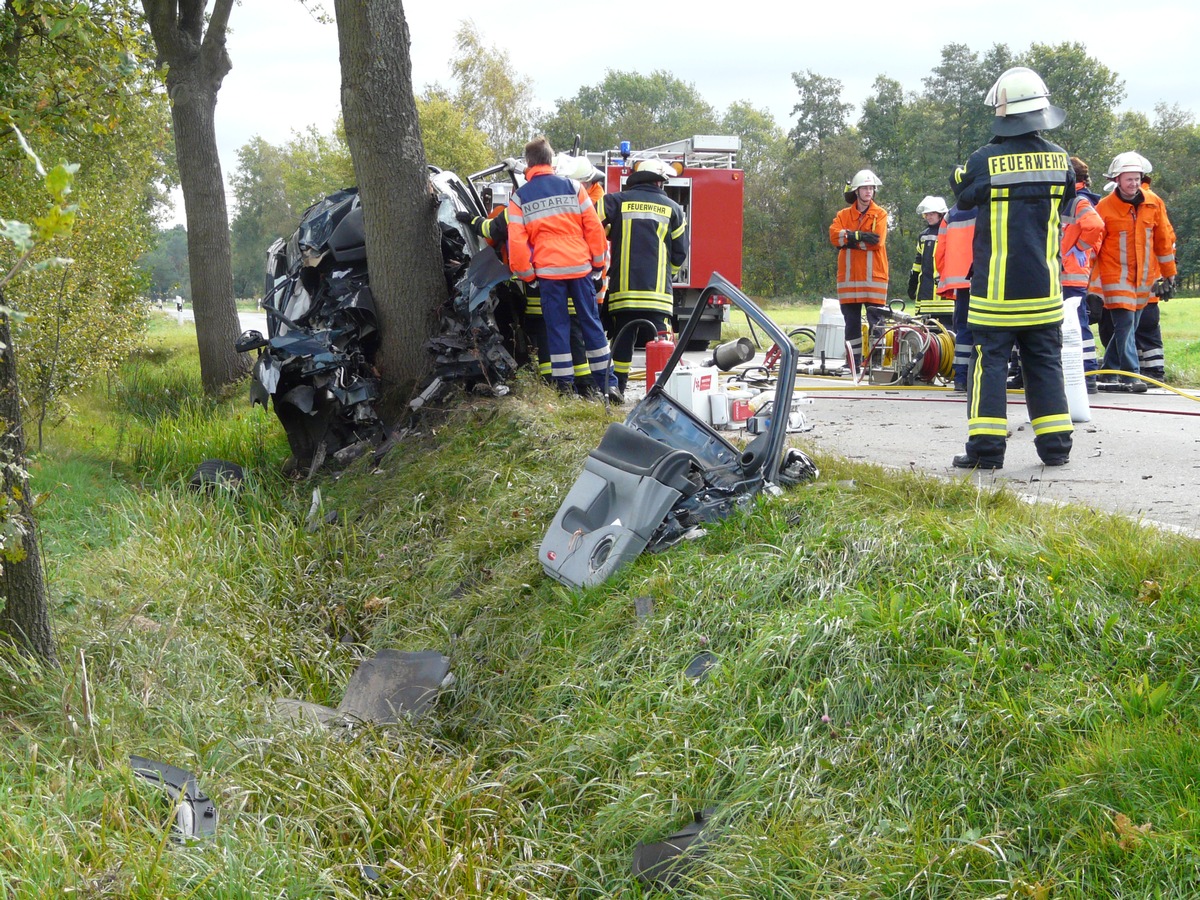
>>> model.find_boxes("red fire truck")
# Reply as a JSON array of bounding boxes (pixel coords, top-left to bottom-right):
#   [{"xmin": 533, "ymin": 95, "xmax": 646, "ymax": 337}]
[{"xmin": 590, "ymin": 135, "xmax": 744, "ymax": 346}]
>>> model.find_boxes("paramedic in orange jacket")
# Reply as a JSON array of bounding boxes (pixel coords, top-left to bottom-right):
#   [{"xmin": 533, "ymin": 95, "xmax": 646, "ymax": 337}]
[
  {"xmin": 507, "ymin": 136, "xmax": 617, "ymax": 397},
  {"xmin": 1134, "ymin": 175, "xmax": 1176, "ymax": 381},
  {"xmin": 1060, "ymin": 156, "xmax": 1104, "ymax": 392},
  {"xmin": 829, "ymin": 169, "xmax": 889, "ymax": 365},
  {"xmin": 934, "ymin": 201, "xmax": 977, "ymax": 391},
  {"xmin": 1093, "ymin": 152, "xmax": 1175, "ymax": 393}
]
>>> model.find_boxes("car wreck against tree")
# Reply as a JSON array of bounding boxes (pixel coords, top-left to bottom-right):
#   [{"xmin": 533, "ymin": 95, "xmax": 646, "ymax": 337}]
[{"xmin": 237, "ymin": 166, "xmax": 525, "ymax": 473}]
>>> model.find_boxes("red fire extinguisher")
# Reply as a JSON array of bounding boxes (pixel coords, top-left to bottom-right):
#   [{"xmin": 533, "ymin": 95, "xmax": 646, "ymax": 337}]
[{"xmin": 645, "ymin": 330, "xmax": 676, "ymax": 391}]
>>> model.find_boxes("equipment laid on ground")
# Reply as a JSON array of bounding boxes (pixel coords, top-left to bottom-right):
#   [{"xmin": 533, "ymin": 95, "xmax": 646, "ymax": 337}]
[
  {"xmin": 645, "ymin": 330, "xmax": 676, "ymax": 391},
  {"xmin": 861, "ymin": 306, "xmax": 955, "ymax": 386},
  {"xmin": 814, "ymin": 298, "xmax": 846, "ymax": 368},
  {"xmin": 591, "ymin": 136, "xmax": 745, "ymax": 346},
  {"xmin": 1061, "ymin": 294, "xmax": 1091, "ymax": 422}
]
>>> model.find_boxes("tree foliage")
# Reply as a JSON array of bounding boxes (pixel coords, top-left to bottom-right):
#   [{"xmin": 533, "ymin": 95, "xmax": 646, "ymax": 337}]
[
  {"xmin": 228, "ymin": 128, "xmax": 354, "ymax": 299},
  {"xmin": 227, "ymin": 102, "xmax": 490, "ymax": 302},
  {"xmin": 528, "ymin": 43, "xmax": 1198, "ymax": 299},
  {"xmin": 2, "ymin": 0, "xmax": 168, "ymax": 434},
  {"xmin": 442, "ymin": 20, "xmax": 537, "ymax": 158},
  {"xmin": 540, "ymin": 70, "xmax": 720, "ymax": 154},
  {"xmin": 140, "ymin": 225, "xmax": 190, "ymax": 298}
]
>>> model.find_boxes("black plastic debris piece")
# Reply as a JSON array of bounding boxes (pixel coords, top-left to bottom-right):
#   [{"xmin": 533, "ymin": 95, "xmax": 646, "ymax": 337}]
[
  {"xmin": 632, "ymin": 807, "xmax": 718, "ymax": 891},
  {"xmin": 684, "ymin": 651, "xmax": 718, "ymax": 683},
  {"xmin": 129, "ymin": 755, "xmax": 218, "ymax": 841},
  {"xmin": 274, "ymin": 649, "xmax": 452, "ymax": 727},
  {"xmin": 415, "ymin": 246, "xmax": 522, "ymax": 410},
  {"xmin": 188, "ymin": 459, "xmax": 244, "ymax": 494}
]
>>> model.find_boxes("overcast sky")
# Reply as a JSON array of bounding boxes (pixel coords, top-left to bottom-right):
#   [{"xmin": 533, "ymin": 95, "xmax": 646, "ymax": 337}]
[{"xmin": 172, "ymin": 0, "xmax": 1200, "ymax": 225}]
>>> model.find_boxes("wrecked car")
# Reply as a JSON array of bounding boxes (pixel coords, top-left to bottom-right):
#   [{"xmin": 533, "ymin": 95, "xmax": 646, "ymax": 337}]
[
  {"xmin": 239, "ymin": 167, "xmax": 524, "ymax": 473},
  {"xmin": 540, "ymin": 273, "xmax": 817, "ymax": 589}
]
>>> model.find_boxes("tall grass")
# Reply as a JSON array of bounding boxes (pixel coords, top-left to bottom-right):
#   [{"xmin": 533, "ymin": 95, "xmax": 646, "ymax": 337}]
[{"xmin": 4, "ymin": 333, "xmax": 1200, "ymax": 897}]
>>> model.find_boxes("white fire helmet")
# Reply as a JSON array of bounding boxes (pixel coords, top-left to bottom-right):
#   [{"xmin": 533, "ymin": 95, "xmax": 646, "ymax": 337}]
[
  {"xmin": 985, "ymin": 67, "xmax": 1065, "ymax": 135},
  {"xmin": 1104, "ymin": 152, "xmax": 1153, "ymax": 179},
  {"xmin": 848, "ymin": 169, "xmax": 883, "ymax": 191},
  {"xmin": 916, "ymin": 195, "xmax": 948, "ymax": 216},
  {"xmin": 631, "ymin": 158, "xmax": 681, "ymax": 181},
  {"xmin": 554, "ymin": 153, "xmax": 604, "ymax": 183}
]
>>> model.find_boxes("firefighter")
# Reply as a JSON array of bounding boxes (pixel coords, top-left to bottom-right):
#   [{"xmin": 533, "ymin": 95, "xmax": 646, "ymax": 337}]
[
  {"xmin": 601, "ymin": 157, "xmax": 689, "ymax": 399},
  {"xmin": 933, "ymin": 201, "xmax": 976, "ymax": 392},
  {"xmin": 908, "ymin": 195, "xmax": 951, "ymax": 326},
  {"xmin": 949, "ymin": 66, "xmax": 1075, "ymax": 470},
  {"xmin": 1093, "ymin": 152, "xmax": 1175, "ymax": 393},
  {"xmin": 507, "ymin": 136, "xmax": 617, "ymax": 398},
  {"xmin": 1133, "ymin": 172, "xmax": 1176, "ymax": 383},
  {"xmin": 464, "ymin": 168, "xmax": 600, "ymax": 395},
  {"xmin": 1060, "ymin": 156, "xmax": 1104, "ymax": 393},
  {"xmin": 829, "ymin": 169, "xmax": 888, "ymax": 366}
]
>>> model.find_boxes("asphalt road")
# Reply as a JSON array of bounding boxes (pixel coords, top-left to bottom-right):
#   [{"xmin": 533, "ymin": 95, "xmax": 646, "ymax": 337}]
[{"xmin": 788, "ymin": 375, "xmax": 1200, "ymax": 537}]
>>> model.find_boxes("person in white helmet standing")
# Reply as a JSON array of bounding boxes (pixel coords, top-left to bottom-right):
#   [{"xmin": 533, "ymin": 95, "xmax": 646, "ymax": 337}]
[
  {"xmin": 948, "ymin": 67, "xmax": 1075, "ymax": 470},
  {"xmin": 908, "ymin": 195, "xmax": 951, "ymax": 327},
  {"xmin": 602, "ymin": 157, "xmax": 689, "ymax": 400},
  {"xmin": 829, "ymin": 169, "xmax": 888, "ymax": 366},
  {"xmin": 1093, "ymin": 152, "xmax": 1176, "ymax": 392}
]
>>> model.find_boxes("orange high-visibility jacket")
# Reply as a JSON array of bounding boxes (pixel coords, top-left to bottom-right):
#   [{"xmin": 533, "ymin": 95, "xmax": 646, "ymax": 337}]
[
  {"xmin": 507, "ymin": 165, "xmax": 607, "ymax": 282},
  {"xmin": 1143, "ymin": 186, "xmax": 1176, "ymax": 305},
  {"xmin": 829, "ymin": 201, "xmax": 889, "ymax": 305},
  {"xmin": 1094, "ymin": 187, "xmax": 1176, "ymax": 311},
  {"xmin": 934, "ymin": 204, "xmax": 975, "ymax": 297},
  {"xmin": 1060, "ymin": 189, "xmax": 1104, "ymax": 291}
]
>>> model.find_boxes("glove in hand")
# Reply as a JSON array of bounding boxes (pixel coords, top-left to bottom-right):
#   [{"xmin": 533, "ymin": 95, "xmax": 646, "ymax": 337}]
[{"xmin": 455, "ymin": 210, "xmax": 475, "ymax": 224}]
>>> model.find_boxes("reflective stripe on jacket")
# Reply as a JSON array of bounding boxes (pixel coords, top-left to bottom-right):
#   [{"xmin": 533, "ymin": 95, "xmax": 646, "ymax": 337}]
[
  {"xmin": 951, "ymin": 133, "xmax": 1075, "ymax": 328},
  {"xmin": 1060, "ymin": 188, "xmax": 1104, "ymax": 290},
  {"xmin": 1143, "ymin": 186, "xmax": 1176, "ymax": 306},
  {"xmin": 602, "ymin": 182, "xmax": 689, "ymax": 313},
  {"xmin": 829, "ymin": 201, "xmax": 889, "ymax": 305},
  {"xmin": 934, "ymin": 204, "xmax": 975, "ymax": 296},
  {"xmin": 507, "ymin": 165, "xmax": 607, "ymax": 281},
  {"xmin": 912, "ymin": 223, "xmax": 951, "ymax": 315},
  {"xmin": 1094, "ymin": 187, "xmax": 1176, "ymax": 311}
]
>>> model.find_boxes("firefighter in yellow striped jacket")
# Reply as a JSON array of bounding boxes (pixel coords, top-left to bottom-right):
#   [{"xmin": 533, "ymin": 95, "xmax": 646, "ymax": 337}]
[
  {"xmin": 601, "ymin": 158, "xmax": 689, "ymax": 398},
  {"xmin": 949, "ymin": 67, "xmax": 1075, "ymax": 470},
  {"xmin": 908, "ymin": 195, "xmax": 951, "ymax": 325}
]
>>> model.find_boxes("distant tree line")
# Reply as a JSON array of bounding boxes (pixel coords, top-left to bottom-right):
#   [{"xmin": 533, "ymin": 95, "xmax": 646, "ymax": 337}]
[{"xmin": 204, "ymin": 36, "xmax": 1200, "ymax": 303}]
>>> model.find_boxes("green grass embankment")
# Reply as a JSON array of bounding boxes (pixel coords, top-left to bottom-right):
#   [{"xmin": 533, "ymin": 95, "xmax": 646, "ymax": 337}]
[{"xmin": 2, "ymin": 324, "xmax": 1199, "ymax": 898}]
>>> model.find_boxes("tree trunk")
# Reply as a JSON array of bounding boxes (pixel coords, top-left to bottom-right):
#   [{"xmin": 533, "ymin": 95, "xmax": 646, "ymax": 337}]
[
  {"xmin": 141, "ymin": 0, "xmax": 249, "ymax": 395},
  {"xmin": 333, "ymin": 0, "xmax": 444, "ymax": 411},
  {"xmin": 0, "ymin": 304, "xmax": 56, "ymax": 665}
]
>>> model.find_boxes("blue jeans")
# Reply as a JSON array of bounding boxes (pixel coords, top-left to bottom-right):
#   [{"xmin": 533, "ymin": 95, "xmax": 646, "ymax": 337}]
[{"xmin": 1102, "ymin": 306, "xmax": 1142, "ymax": 381}]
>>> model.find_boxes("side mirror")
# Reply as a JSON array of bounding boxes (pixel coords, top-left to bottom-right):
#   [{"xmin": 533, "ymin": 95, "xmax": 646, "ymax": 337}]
[{"xmin": 235, "ymin": 330, "xmax": 268, "ymax": 353}]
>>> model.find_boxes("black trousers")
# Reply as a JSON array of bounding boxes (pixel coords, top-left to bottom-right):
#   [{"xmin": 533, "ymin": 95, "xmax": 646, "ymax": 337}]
[
  {"xmin": 964, "ymin": 325, "xmax": 1073, "ymax": 464},
  {"xmin": 610, "ymin": 308, "xmax": 670, "ymax": 392}
]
